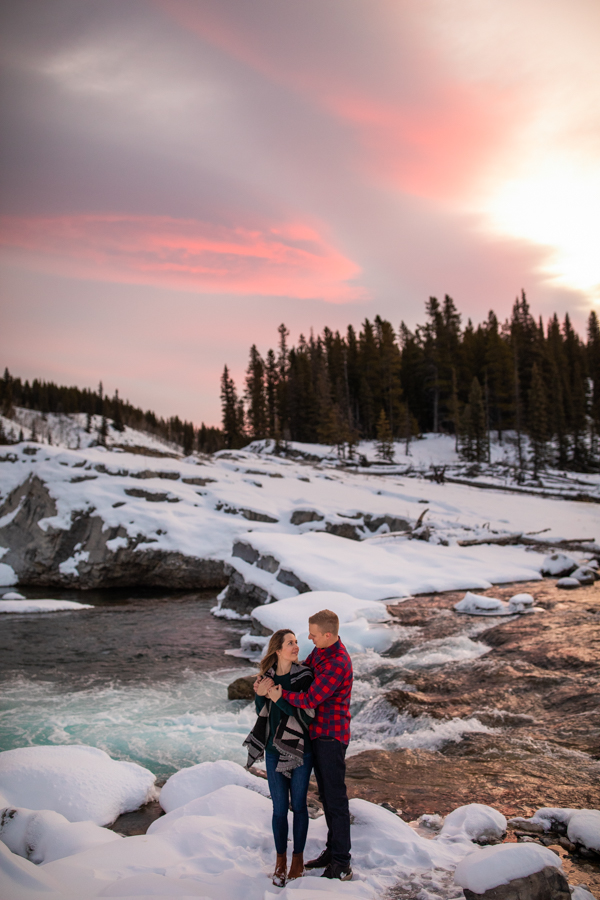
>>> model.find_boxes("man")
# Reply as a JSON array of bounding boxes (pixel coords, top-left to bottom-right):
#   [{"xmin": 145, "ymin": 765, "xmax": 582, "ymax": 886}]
[{"xmin": 267, "ymin": 609, "xmax": 353, "ymax": 881}]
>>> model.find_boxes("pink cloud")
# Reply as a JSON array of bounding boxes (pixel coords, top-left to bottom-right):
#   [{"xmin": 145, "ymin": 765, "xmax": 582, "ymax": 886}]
[{"xmin": 0, "ymin": 214, "xmax": 365, "ymax": 302}]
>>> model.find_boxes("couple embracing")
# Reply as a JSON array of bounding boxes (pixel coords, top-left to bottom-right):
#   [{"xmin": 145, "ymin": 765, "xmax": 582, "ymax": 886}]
[{"xmin": 243, "ymin": 609, "xmax": 353, "ymax": 887}]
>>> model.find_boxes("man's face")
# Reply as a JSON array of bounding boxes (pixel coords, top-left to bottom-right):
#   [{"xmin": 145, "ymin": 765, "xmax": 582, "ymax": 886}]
[{"xmin": 308, "ymin": 623, "xmax": 332, "ymax": 649}]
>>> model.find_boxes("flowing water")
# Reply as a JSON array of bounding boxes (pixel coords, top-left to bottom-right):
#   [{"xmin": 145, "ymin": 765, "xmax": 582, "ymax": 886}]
[{"xmin": 0, "ymin": 588, "xmax": 491, "ymax": 777}]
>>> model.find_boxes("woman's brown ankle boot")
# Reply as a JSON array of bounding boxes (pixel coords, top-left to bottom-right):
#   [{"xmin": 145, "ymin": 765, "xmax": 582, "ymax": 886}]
[
  {"xmin": 273, "ymin": 852, "xmax": 287, "ymax": 887},
  {"xmin": 288, "ymin": 852, "xmax": 304, "ymax": 880}
]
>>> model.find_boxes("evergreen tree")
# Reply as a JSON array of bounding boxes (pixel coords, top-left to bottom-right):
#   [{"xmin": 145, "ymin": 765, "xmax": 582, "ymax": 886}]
[
  {"xmin": 528, "ymin": 363, "xmax": 548, "ymax": 477},
  {"xmin": 112, "ymin": 390, "xmax": 125, "ymax": 432},
  {"xmin": 220, "ymin": 365, "xmax": 245, "ymax": 449},
  {"xmin": 245, "ymin": 345, "xmax": 268, "ymax": 440},
  {"xmin": 587, "ymin": 311, "xmax": 600, "ymax": 463},
  {"xmin": 375, "ymin": 409, "xmax": 395, "ymax": 462},
  {"xmin": 460, "ymin": 378, "xmax": 486, "ymax": 463}
]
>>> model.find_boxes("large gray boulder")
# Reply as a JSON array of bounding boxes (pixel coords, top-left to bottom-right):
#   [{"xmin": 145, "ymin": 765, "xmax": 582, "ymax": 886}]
[
  {"xmin": 461, "ymin": 866, "xmax": 570, "ymax": 899},
  {"xmin": 0, "ymin": 475, "xmax": 227, "ymax": 589}
]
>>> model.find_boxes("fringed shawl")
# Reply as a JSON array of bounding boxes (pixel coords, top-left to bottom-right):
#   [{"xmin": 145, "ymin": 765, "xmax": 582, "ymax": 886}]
[{"xmin": 243, "ymin": 662, "xmax": 314, "ymax": 777}]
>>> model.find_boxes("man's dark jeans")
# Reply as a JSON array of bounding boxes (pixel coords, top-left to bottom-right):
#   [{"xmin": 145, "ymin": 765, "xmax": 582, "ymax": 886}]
[{"xmin": 312, "ymin": 737, "xmax": 351, "ymax": 866}]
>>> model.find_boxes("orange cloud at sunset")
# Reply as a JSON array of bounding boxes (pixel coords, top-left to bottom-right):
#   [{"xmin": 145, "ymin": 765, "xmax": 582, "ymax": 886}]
[{"xmin": 0, "ymin": 215, "xmax": 365, "ymax": 303}]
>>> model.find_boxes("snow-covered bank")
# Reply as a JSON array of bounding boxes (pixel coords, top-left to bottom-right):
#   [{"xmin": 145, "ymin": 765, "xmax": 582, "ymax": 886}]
[
  {"xmin": 0, "ymin": 748, "xmax": 585, "ymax": 900},
  {"xmin": 1, "ymin": 427, "xmax": 599, "ymax": 590}
]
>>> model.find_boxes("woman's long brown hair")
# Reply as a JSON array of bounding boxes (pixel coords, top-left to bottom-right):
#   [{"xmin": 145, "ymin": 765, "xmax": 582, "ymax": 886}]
[{"xmin": 258, "ymin": 628, "xmax": 296, "ymax": 676}]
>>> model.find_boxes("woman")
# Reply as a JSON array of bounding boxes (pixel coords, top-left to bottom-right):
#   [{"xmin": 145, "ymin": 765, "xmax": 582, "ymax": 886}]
[{"xmin": 243, "ymin": 629, "xmax": 314, "ymax": 887}]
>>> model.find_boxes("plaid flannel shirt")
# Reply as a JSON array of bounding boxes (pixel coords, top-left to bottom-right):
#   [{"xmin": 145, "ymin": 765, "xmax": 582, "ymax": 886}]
[{"xmin": 282, "ymin": 638, "xmax": 353, "ymax": 745}]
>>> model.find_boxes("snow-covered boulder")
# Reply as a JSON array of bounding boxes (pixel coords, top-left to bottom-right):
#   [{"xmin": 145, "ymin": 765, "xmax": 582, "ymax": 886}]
[
  {"xmin": 541, "ymin": 553, "xmax": 578, "ymax": 577},
  {"xmin": 250, "ymin": 590, "xmax": 396, "ymax": 656},
  {"xmin": 0, "ymin": 591, "xmax": 25, "ymax": 600},
  {"xmin": 509, "ymin": 807, "xmax": 600, "ymax": 854},
  {"xmin": 454, "ymin": 592, "xmax": 510, "ymax": 616},
  {"xmin": 454, "ymin": 842, "xmax": 568, "ymax": 899},
  {"xmin": 0, "ymin": 806, "xmax": 121, "ymax": 864},
  {"xmin": 440, "ymin": 804, "xmax": 507, "ymax": 844},
  {"xmin": 0, "ymin": 745, "xmax": 156, "ymax": 825},
  {"xmin": 571, "ymin": 566, "xmax": 596, "ymax": 585},
  {"xmin": 556, "ymin": 576, "xmax": 580, "ymax": 589},
  {"xmin": 508, "ymin": 593, "xmax": 535, "ymax": 612},
  {"xmin": 159, "ymin": 759, "xmax": 270, "ymax": 813}
]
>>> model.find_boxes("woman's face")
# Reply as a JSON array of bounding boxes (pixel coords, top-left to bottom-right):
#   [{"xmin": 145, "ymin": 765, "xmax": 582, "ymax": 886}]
[{"xmin": 277, "ymin": 632, "xmax": 299, "ymax": 663}]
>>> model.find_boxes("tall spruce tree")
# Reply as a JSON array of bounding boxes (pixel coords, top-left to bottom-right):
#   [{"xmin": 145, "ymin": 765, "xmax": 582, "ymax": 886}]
[
  {"xmin": 375, "ymin": 409, "xmax": 394, "ymax": 462},
  {"xmin": 220, "ymin": 365, "xmax": 245, "ymax": 449},
  {"xmin": 528, "ymin": 363, "xmax": 548, "ymax": 477},
  {"xmin": 245, "ymin": 345, "xmax": 268, "ymax": 440},
  {"xmin": 460, "ymin": 377, "xmax": 487, "ymax": 463}
]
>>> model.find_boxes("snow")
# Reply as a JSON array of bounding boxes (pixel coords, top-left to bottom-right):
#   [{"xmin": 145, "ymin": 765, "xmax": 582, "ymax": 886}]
[
  {"xmin": 0, "ymin": 745, "xmax": 156, "ymax": 825},
  {"xmin": 250, "ymin": 591, "xmax": 396, "ymax": 657},
  {"xmin": 0, "ymin": 840, "xmax": 64, "ymax": 900},
  {"xmin": 0, "ymin": 598, "xmax": 93, "ymax": 614},
  {"xmin": 58, "ymin": 550, "xmax": 90, "ymax": 575},
  {"xmin": 541, "ymin": 552, "xmax": 578, "ymax": 576},
  {"xmin": 509, "ymin": 807, "xmax": 600, "ymax": 852},
  {"xmin": 159, "ymin": 759, "xmax": 270, "ymax": 813},
  {"xmin": 0, "ymin": 590, "xmax": 25, "ymax": 599},
  {"xmin": 454, "ymin": 590, "xmax": 540, "ymax": 616},
  {"xmin": 453, "ymin": 842, "xmax": 563, "ymax": 893},
  {"xmin": 0, "ymin": 806, "xmax": 121, "ymax": 864},
  {"xmin": 226, "ymin": 531, "xmax": 548, "ymax": 606},
  {"xmin": 439, "ymin": 804, "xmax": 507, "ymax": 844},
  {"xmin": 556, "ymin": 576, "xmax": 581, "ymax": 588},
  {"xmin": 0, "ymin": 563, "xmax": 17, "ymax": 586}
]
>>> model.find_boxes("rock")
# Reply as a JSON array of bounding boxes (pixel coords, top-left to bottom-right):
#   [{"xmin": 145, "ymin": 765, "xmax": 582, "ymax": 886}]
[
  {"xmin": 256, "ymin": 554, "xmax": 279, "ymax": 573},
  {"xmin": 325, "ymin": 522, "xmax": 361, "ymax": 540},
  {"xmin": 460, "ymin": 866, "xmax": 570, "ymax": 900},
  {"xmin": 556, "ymin": 577, "xmax": 581, "ymax": 589},
  {"xmin": 571, "ymin": 566, "xmax": 596, "ymax": 585},
  {"xmin": 364, "ymin": 514, "xmax": 411, "ymax": 533},
  {"xmin": 232, "ymin": 541, "xmax": 260, "ymax": 564},
  {"xmin": 276, "ymin": 568, "xmax": 311, "ymax": 593},
  {"xmin": 541, "ymin": 554, "xmax": 578, "ymax": 577},
  {"xmin": 220, "ymin": 567, "xmax": 269, "ymax": 615},
  {"xmin": 227, "ymin": 675, "xmax": 256, "ymax": 700},
  {"xmin": 290, "ymin": 509, "xmax": 324, "ymax": 525},
  {"xmin": 0, "ymin": 475, "xmax": 227, "ymax": 590}
]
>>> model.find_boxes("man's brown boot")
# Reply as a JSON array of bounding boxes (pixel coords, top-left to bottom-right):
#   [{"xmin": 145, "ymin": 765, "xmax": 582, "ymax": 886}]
[
  {"xmin": 273, "ymin": 852, "xmax": 287, "ymax": 887},
  {"xmin": 288, "ymin": 852, "xmax": 304, "ymax": 880}
]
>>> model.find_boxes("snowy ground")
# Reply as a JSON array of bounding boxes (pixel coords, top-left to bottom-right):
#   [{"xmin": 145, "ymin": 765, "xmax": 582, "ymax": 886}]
[{"xmin": 2, "ymin": 748, "xmax": 594, "ymax": 900}]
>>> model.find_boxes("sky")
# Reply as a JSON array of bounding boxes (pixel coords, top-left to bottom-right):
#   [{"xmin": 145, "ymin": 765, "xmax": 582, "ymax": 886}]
[{"xmin": 1, "ymin": 0, "xmax": 599, "ymax": 426}]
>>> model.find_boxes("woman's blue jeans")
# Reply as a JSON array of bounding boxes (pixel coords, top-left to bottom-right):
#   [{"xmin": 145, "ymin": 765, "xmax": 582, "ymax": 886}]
[{"xmin": 265, "ymin": 751, "xmax": 313, "ymax": 854}]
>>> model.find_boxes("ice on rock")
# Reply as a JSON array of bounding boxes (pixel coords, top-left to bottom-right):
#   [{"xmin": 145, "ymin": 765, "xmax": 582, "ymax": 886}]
[
  {"xmin": 439, "ymin": 804, "xmax": 507, "ymax": 844},
  {"xmin": 251, "ymin": 590, "xmax": 396, "ymax": 656},
  {"xmin": 0, "ymin": 805, "xmax": 121, "ymax": 864},
  {"xmin": 159, "ymin": 759, "xmax": 270, "ymax": 813},
  {"xmin": 0, "ymin": 597, "xmax": 93, "ymax": 613},
  {"xmin": 454, "ymin": 842, "xmax": 563, "ymax": 894},
  {"xmin": 454, "ymin": 592, "xmax": 510, "ymax": 616},
  {"xmin": 0, "ymin": 745, "xmax": 156, "ymax": 826},
  {"xmin": 1, "ymin": 591, "xmax": 25, "ymax": 600}
]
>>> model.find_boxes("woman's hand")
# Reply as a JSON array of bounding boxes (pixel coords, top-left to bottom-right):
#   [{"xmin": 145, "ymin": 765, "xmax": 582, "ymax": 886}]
[
  {"xmin": 267, "ymin": 684, "xmax": 282, "ymax": 702},
  {"xmin": 254, "ymin": 676, "xmax": 274, "ymax": 696}
]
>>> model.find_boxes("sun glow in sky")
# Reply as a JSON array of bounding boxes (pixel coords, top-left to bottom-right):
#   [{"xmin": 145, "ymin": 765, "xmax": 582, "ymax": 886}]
[{"xmin": 1, "ymin": 0, "xmax": 599, "ymax": 424}]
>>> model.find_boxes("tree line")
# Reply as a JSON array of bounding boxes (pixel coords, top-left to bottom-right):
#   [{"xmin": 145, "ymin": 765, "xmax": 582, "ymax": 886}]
[
  {"xmin": 221, "ymin": 294, "xmax": 600, "ymax": 473},
  {"xmin": 0, "ymin": 372, "xmax": 225, "ymax": 454}
]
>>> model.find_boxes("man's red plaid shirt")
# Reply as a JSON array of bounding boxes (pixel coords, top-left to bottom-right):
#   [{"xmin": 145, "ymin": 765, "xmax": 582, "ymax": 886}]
[{"xmin": 282, "ymin": 638, "xmax": 353, "ymax": 745}]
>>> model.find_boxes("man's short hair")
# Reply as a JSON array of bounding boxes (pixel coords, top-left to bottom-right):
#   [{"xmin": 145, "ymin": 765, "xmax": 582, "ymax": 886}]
[{"xmin": 308, "ymin": 609, "xmax": 339, "ymax": 636}]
